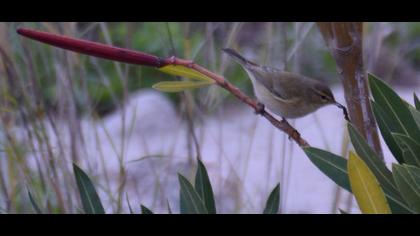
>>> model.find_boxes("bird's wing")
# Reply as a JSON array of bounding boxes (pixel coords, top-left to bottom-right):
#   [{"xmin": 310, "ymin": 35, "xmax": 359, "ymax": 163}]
[
  {"xmin": 249, "ymin": 67, "xmax": 305, "ymax": 100},
  {"xmin": 245, "ymin": 65, "xmax": 275, "ymax": 92},
  {"xmin": 274, "ymin": 71, "xmax": 310, "ymax": 99}
]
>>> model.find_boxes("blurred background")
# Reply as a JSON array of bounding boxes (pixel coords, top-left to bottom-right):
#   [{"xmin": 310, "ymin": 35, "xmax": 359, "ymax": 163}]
[{"xmin": 0, "ymin": 22, "xmax": 419, "ymax": 213}]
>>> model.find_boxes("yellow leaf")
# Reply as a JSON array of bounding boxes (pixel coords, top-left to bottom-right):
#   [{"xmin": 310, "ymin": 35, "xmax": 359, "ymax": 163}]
[
  {"xmin": 158, "ymin": 65, "xmax": 214, "ymax": 83},
  {"xmin": 348, "ymin": 151, "xmax": 391, "ymax": 214},
  {"xmin": 152, "ymin": 81, "xmax": 213, "ymax": 92}
]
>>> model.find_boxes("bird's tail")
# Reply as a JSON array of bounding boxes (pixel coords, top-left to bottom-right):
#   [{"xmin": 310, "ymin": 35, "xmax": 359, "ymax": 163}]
[{"xmin": 222, "ymin": 48, "xmax": 259, "ymax": 67}]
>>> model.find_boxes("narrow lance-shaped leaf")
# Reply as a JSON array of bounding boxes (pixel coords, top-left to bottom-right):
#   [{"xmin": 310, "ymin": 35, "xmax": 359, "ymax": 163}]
[
  {"xmin": 304, "ymin": 146, "xmax": 412, "ymax": 213},
  {"xmin": 180, "ymin": 189, "xmax": 187, "ymax": 214},
  {"xmin": 153, "ymin": 81, "xmax": 213, "ymax": 93},
  {"xmin": 392, "ymin": 164, "xmax": 420, "ymax": 213},
  {"xmin": 303, "ymin": 147, "xmax": 351, "ymax": 192},
  {"xmin": 414, "ymin": 93, "xmax": 420, "ymax": 111},
  {"xmin": 371, "ymin": 101, "xmax": 404, "ymax": 163},
  {"xmin": 263, "ymin": 183, "xmax": 280, "ymax": 214},
  {"xmin": 158, "ymin": 65, "xmax": 214, "ymax": 83},
  {"xmin": 348, "ymin": 152, "xmax": 391, "ymax": 214},
  {"xmin": 73, "ymin": 163, "xmax": 105, "ymax": 214},
  {"xmin": 409, "ymin": 106, "xmax": 420, "ymax": 130},
  {"xmin": 141, "ymin": 205, "xmax": 154, "ymax": 214},
  {"xmin": 392, "ymin": 133, "xmax": 420, "ymax": 167},
  {"xmin": 178, "ymin": 174, "xmax": 208, "ymax": 214},
  {"xmin": 347, "ymin": 123, "xmax": 400, "ymax": 196},
  {"xmin": 338, "ymin": 209, "xmax": 349, "ymax": 214},
  {"xmin": 368, "ymin": 73, "xmax": 420, "ymax": 142},
  {"xmin": 194, "ymin": 159, "xmax": 216, "ymax": 214}
]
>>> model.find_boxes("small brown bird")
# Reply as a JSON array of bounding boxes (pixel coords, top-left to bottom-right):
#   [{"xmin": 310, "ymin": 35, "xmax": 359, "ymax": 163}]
[{"xmin": 223, "ymin": 48, "xmax": 348, "ymax": 120}]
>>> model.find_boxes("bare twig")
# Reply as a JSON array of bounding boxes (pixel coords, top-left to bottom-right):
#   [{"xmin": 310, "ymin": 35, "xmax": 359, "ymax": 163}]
[
  {"xmin": 317, "ymin": 22, "xmax": 383, "ymax": 158},
  {"xmin": 17, "ymin": 27, "xmax": 309, "ymax": 147}
]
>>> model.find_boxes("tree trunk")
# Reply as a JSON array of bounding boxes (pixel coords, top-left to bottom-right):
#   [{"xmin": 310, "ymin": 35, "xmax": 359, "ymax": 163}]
[{"xmin": 317, "ymin": 22, "xmax": 383, "ymax": 158}]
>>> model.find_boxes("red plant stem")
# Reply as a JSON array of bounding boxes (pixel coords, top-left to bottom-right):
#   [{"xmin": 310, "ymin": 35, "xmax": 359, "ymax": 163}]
[
  {"xmin": 17, "ymin": 28, "xmax": 162, "ymax": 67},
  {"xmin": 17, "ymin": 27, "xmax": 309, "ymax": 147}
]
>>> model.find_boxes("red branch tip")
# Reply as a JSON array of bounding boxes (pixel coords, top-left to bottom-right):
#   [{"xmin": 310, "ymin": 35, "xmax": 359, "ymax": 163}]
[
  {"xmin": 16, "ymin": 27, "xmax": 309, "ymax": 148},
  {"xmin": 17, "ymin": 28, "xmax": 163, "ymax": 67}
]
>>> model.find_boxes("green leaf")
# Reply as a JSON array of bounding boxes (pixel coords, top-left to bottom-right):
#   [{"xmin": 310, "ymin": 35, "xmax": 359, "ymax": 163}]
[
  {"xmin": 152, "ymin": 80, "xmax": 213, "ymax": 92},
  {"xmin": 27, "ymin": 189, "xmax": 42, "ymax": 214},
  {"xmin": 180, "ymin": 190, "xmax": 187, "ymax": 214},
  {"xmin": 338, "ymin": 209, "xmax": 349, "ymax": 214},
  {"xmin": 73, "ymin": 163, "xmax": 105, "ymax": 214},
  {"xmin": 141, "ymin": 205, "xmax": 154, "ymax": 214},
  {"xmin": 392, "ymin": 133, "xmax": 420, "ymax": 167},
  {"xmin": 263, "ymin": 183, "xmax": 280, "ymax": 214},
  {"xmin": 414, "ymin": 93, "xmax": 420, "ymax": 111},
  {"xmin": 347, "ymin": 123, "xmax": 400, "ymax": 196},
  {"xmin": 304, "ymin": 146, "xmax": 412, "ymax": 213},
  {"xmin": 409, "ymin": 106, "xmax": 420, "ymax": 129},
  {"xmin": 409, "ymin": 166, "xmax": 420, "ymax": 179},
  {"xmin": 303, "ymin": 147, "xmax": 351, "ymax": 191},
  {"xmin": 158, "ymin": 65, "xmax": 214, "ymax": 82},
  {"xmin": 393, "ymin": 164, "xmax": 420, "ymax": 213},
  {"xmin": 178, "ymin": 174, "xmax": 208, "ymax": 214},
  {"xmin": 194, "ymin": 159, "xmax": 216, "ymax": 214},
  {"xmin": 348, "ymin": 152, "xmax": 391, "ymax": 214},
  {"xmin": 371, "ymin": 101, "xmax": 404, "ymax": 163},
  {"xmin": 368, "ymin": 73, "xmax": 420, "ymax": 142}
]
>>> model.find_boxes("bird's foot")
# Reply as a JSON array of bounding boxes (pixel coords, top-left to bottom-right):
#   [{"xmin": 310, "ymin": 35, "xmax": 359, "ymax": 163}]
[
  {"xmin": 289, "ymin": 129, "xmax": 301, "ymax": 141},
  {"xmin": 255, "ymin": 102, "xmax": 265, "ymax": 115},
  {"xmin": 168, "ymin": 56, "xmax": 194, "ymax": 68},
  {"xmin": 281, "ymin": 117, "xmax": 300, "ymax": 140}
]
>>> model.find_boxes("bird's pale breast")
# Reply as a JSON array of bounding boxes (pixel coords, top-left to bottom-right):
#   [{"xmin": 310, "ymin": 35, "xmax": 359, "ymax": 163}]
[{"xmin": 251, "ymin": 76, "xmax": 323, "ymax": 118}]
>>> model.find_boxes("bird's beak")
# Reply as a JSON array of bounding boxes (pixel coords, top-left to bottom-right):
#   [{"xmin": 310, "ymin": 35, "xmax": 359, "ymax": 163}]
[
  {"xmin": 334, "ymin": 102, "xmax": 344, "ymax": 109},
  {"xmin": 334, "ymin": 102, "xmax": 350, "ymax": 122}
]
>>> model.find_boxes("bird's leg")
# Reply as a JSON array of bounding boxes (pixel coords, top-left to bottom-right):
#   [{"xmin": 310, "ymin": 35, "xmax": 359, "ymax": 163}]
[
  {"xmin": 168, "ymin": 56, "xmax": 194, "ymax": 68},
  {"xmin": 281, "ymin": 117, "xmax": 300, "ymax": 140},
  {"xmin": 255, "ymin": 102, "xmax": 265, "ymax": 115}
]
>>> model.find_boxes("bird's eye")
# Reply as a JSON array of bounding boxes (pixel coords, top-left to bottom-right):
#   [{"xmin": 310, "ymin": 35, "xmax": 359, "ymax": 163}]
[{"xmin": 320, "ymin": 95, "xmax": 328, "ymax": 100}]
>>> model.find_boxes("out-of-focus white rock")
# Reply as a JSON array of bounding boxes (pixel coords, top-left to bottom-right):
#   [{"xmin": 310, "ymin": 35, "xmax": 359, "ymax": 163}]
[{"xmin": 101, "ymin": 89, "xmax": 179, "ymax": 137}]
